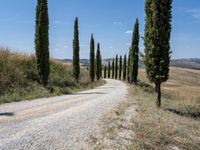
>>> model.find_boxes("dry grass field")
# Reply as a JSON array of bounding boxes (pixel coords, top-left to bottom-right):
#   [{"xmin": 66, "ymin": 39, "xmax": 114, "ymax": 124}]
[
  {"xmin": 130, "ymin": 68, "xmax": 200, "ymax": 149},
  {"xmin": 90, "ymin": 67, "xmax": 200, "ymax": 150},
  {"xmin": 139, "ymin": 67, "xmax": 200, "ymax": 114}
]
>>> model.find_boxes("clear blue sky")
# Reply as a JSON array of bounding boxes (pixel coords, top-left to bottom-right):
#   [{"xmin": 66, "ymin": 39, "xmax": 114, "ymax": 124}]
[{"xmin": 0, "ymin": 0, "xmax": 199, "ymax": 59}]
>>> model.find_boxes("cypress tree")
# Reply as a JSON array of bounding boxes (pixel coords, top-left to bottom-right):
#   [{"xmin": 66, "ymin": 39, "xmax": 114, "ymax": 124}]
[
  {"xmin": 73, "ymin": 17, "xmax": 80, "ymax": 83},
  {"xmin": 104, "ymin": 66, "xmax": 107, "ymax": 78},
  {"xmin": 127, "ymin": 49, "xmax": 131, "ymax": 83},
  {"xmin": 123, "ymin": 54, "xmax": 127, "ymax": 81},
  {"xmin": 112, "ymin": 59, "xmax": 115, "ymax": 79},
  {"xmin": 115, "ymin": 55, "xmax": 118, "ymax": 79},
  {"xmin": 100, "ymin": 55, "xmax": 102, "ymax": 77},
  {"xmin": 119, "ymin": 55, "xmax": 122, "ymax": 80},
  {"xmin": 35, "ymin": 0, "xmax": 50, "ymax": 86},
  {"xmin": 108, "ymin": 61, "xmax": 111, "ymax": 78},
  {"xmin": 144, "ymin": 0, "xmax": 172, "ymax": 107},
  {"xmin": 130, "ymin": 19, "xmax": 140, "ymax": 84},
  {"xmin": 89, "ymin": 34, "xmax": 95, "ymax": 82},
  {"xmin": 96, "ymin": 43, "xmax": 101, "ymax": 80}
]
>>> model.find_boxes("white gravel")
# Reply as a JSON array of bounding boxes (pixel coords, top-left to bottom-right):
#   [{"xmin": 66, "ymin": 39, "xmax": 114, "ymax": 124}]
[{"xmin": 0, "ymin": 79, "xmax": 128, "ymax": 150}]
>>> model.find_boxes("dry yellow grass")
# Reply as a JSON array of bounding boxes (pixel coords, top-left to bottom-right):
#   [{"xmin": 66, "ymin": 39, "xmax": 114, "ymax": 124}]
[
  {"xmin": 130, "ymin": 67, "xmax": 200, "ymax": 149},
  {"xmin": 90, "ymin": 67, "xmax": 200, "ymax": 149},
  {"xmin": 139, "ymin": 67, "xmax": 200, "ymax": 113},
  {"xmin": 0, "ymin": 48, "xmax": 105, "ymax": 104}
]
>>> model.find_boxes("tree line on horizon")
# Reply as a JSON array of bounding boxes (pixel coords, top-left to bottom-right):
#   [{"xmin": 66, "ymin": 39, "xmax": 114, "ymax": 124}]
[{"xmin": 35, "ymin": 0, "xmax": 172, "ymax": 108}]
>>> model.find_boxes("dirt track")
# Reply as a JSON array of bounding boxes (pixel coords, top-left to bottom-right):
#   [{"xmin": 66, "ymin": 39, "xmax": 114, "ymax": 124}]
[{"xmin": 0, "ymin": 79, "xmax": 128, "ymax": 150}]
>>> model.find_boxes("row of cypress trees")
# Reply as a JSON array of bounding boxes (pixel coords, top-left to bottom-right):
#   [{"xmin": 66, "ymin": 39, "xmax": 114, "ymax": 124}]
[
  {"xmin": 104, "ymin": 54, "xmax": 128, "ymax": 81},
  {"xmin": 104, "ymin": 0, "xmax": 172, "ymax": 108},
  {"xmin": 72, "ymin": 18, "xmax": 104, "ymax": 83},
  {"xmin": 35, "ymin": 0, "xmax": 103, "ymax": 86},
  {"xmin": 35, "ymin": 0, "xmax": 172, "ymax": 107},
  {"xmin": 104, "ymin": 19, "xmax": 140, "ymax": 83},
  {"xmin": 89, "ymin": 34, "xmax": 103, "ymax": 82}
]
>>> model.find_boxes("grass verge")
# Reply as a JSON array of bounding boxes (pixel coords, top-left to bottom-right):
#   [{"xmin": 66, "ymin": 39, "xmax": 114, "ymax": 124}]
[{"xmin": 0, "ymin": 48, "xmax": 105, "ymax": 104}]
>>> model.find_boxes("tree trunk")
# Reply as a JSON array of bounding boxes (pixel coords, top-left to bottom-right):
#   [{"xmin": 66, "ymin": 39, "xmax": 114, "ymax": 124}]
[{"xmin": 155, "ymin": 82, "xmax": 161, "ymax": 108}]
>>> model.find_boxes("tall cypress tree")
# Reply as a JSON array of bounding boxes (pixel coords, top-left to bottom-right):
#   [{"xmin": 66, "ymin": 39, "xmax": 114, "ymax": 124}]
[
  {"xmin": 144, "ymin": 0, "xmax": 172, "ymax": 107},
  {"xmin": 96, "ymin": 43, "xmax": 101, "ymax": 80},
  {"xmin": 119, "ymin": 55, "xmax": 122, "ymax": 80},
  {"xmin": 89, "ymin": 34, "xmax": 95, "ymax": 82},
  {"xmin": 112, "ymin": 59, "xmax": 115, "ymax": 79},
  {"xmin": 123, "ymin": 54, "xmax": 127, "ymax": 81},
  {"xmin": 100, "ymin": 55, "xmax": 102, "ymax": 77},
  {"xmin": 108, "ymin": 61, "xmax": 111, "ymax": 78},
  {"xmin": 115, "ymin": 55, "xmax": 118, "ymax": 79},
  {"xmin": 35, "ymin": 0, "xmax": 50, "ymax": 86},
  {"xmin": 130, "ymin": 19, "xmax": 140, "ymax": 84},
  {"xmin": 127, "ymin": 49, "xmax": 131, "ymax": 83},
  {"xmin": 73, "ymin": 17, "xmax": 80, "ymax": 83},
  {"xmin": 104, "ymin": 66, "xmax": 107, "ymax": 78}
]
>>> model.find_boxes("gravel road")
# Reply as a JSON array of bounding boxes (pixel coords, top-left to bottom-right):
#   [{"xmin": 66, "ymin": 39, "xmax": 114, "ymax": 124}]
[{"xmin": 0, "ymin": 79, "xmax": 128, "ymax": 150}]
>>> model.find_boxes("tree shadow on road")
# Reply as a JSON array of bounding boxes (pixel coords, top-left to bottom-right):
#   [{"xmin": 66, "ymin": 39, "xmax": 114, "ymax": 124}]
[
  {"xmin": 0, "ymin": 112, "xmax": 15, "ymax": 116},
  {"xmin": 71, "ymin": 92, "xmax": 107, "ymax": 95}
]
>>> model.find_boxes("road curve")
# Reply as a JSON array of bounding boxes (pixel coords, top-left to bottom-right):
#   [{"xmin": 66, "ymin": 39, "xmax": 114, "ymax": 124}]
[{"xmin": 0, "ymin": 79, "xmax": 128, "ymax": 150}]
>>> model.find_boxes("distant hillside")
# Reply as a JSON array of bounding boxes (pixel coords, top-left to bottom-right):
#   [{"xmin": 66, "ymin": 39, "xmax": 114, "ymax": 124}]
[
  {"xmin": 171, "ymin": 58, "xmax": 200, "ymax": 70},
  {"xmin": 57, "ymin": 58, "xmax": 200, "ymax": 70},
  {"xmin": 57, "ymin": 59, "xmax": 89, "ymax": 66}
]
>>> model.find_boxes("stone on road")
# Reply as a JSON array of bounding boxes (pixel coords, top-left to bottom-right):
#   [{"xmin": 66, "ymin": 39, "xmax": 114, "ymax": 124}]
[{"xmin": 0, "ymin": 79, "xmax": 128, "ymax": 150}]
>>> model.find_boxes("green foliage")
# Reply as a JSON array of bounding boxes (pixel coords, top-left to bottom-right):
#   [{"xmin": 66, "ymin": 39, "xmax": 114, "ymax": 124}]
[
  {"xmin": 112, "ymin": 59, "xmax": 115, "ymax": 79},
  {"xmin": 115, "ymin": 55, "xmax": 118, "ymax": 79},
  {"xmin": 89, "ymin": 34, "xmax": 95, "ymax": 82},
  {"xmin": 104, "ymin": 66, "xmax": 107, "ymax": 78},
  {"xmin": 108, "ymin": 61, "xmax": 111, "ymax": 78},
  {"xmin": 100, "ymin": 55, "xmax": 103, "ymax": 77},
  {"xmin": 130, "ymin": 19, "xmax": 139, "ymax": 84},
  {"xmin": 119, "ymin": 56, "xmax": 122, "ymax": 80},
  {"xmin": 123, "ymin": 55, "xmax": 127, "ymax": 81},
  {"xmin": 35, "ymin": 0, "xmax": 50, "ymax": 86},
  {"xmin": 144, "ymin": 0, "xmax": 172, "ymax": 107},
  {"xmin": 127, "ymin": 50, "xmax": 131, "ymax": 82},
  {"xmin": 144, "ymin": 0, "xmax": 172, "ymax": 84},
  {"xmin": 73, "ymin": 17, "xmax": 80, "ymax": 83},
  {"xmin": 96, "ymin": 43, "xmax": 101, "ymax": 80}
]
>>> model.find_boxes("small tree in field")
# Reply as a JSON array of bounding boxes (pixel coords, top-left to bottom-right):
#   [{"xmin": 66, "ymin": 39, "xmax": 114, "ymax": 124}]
[
  {"xmin": 144, "ymin": 0, "xmax": 172, "ymax": 107},
  {"xmin": 73, "ymin": 17, "xmax": 80, "ymax": 83},
  {"xmin": 115, "ymin": 55, "xmax": 118, "ymax": 79},
  {"xmin": 89, "ymin": 34, "xmax": 95, "ymax": 82},
  {"xmin": 119, "ymin": 55, "xmax": 122, "ymax": 80},
  {"xmin": 112, "ymin": 59, "xmax": 115, "ymax": 79},
  {"xmin": 35, "ymin": 0, "xmax": 50, "ymax": 86},
  {"xmin": 96, "ymin": 43, "xmax": 101, "ymax": 80},
  {"xmin": 108, "ymin": 61, "xmax": 111, "ymax": 78},
  {"xmin": 123, "ymin": 54, "xmax": 127, "ymax": 81},
  {"xmin": 104, "ymin": 66, "xmax": 107, "ymax": 78},
  {"xmin": 130, "ymin": 19, "xmax": 139, "ymax": 84}
]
